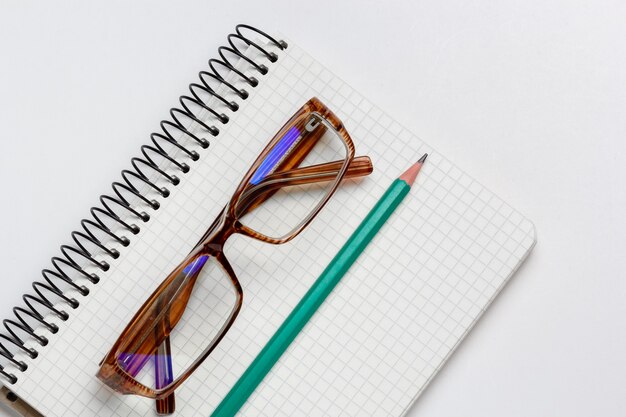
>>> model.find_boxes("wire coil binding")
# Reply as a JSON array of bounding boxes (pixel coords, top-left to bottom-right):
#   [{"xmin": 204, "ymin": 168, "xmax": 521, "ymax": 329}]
[{"xmin": 0, "ymin": 24, "xmax": 287, "ymax": 385}]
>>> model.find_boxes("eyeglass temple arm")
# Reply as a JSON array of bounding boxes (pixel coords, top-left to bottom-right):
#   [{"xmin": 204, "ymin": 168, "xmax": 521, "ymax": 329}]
[
  {"xmin": 237, "ymin": 155, "xmax": 373, "ymax": 216},
  {"xmin": 155, "ymin": 336, "xmax": 175, "ymax": 413},
  {"xmin": 262, "ymin": 155, "xmax": 373, "ymax": 184}
]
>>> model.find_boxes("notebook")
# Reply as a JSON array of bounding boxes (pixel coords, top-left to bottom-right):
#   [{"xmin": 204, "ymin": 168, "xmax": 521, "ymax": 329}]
[{"xmin": 0, "ymin": 25, "xmax": 536, "ymax": 417}]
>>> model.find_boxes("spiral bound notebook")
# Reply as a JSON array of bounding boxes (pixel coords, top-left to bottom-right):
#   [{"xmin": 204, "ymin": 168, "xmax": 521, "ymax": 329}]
[{"xmin": 0, "ymin": 26, "xmax": 535, "ymax": 417}]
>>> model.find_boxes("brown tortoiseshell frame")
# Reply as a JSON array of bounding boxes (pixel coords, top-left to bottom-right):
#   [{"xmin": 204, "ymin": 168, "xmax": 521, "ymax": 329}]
[{"xmin": 96, "ymin": 97, "xmax": 370, "ymax": 407}]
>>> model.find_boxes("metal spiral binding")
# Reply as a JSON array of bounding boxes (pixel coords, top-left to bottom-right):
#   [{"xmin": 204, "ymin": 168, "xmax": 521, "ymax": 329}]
[{"xmin": 0, "ymin": 24, "xmax": 288, "ymax": 385}]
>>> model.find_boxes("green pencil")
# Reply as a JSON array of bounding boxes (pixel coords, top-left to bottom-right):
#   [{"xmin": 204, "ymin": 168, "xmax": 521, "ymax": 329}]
[{"xmin": 211, "ymin": 153, "xmax": 428, "ymax": 417}]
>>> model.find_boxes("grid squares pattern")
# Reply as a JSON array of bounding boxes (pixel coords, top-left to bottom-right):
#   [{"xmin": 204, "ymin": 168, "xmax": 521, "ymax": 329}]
[{"xmin": 6, "ymin": 38, "xmax": 535, "ymax": 417}]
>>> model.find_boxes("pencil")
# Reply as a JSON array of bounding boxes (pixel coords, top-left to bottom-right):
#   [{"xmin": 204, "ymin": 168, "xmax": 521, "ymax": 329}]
[{"xmin": 210, "ymin": 153, "xmax": 428, "ymax": 417}]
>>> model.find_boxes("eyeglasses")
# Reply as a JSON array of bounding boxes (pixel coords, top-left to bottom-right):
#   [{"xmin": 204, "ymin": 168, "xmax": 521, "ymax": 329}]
[{"xmin": 96, "ymin": 97, "xmax": 373, "ymax": 414}]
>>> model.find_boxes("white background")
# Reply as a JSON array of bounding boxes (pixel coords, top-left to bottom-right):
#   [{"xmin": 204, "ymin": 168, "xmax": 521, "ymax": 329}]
[{"xmin": 0, "ymin": 1, "xmax": 624, "ymax": 416}]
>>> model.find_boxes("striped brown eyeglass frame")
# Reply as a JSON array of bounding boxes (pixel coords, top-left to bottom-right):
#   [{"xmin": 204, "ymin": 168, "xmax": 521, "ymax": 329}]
[{"xmin": 96, "ymin": 97, "xmax": 373, "ymax": 414}]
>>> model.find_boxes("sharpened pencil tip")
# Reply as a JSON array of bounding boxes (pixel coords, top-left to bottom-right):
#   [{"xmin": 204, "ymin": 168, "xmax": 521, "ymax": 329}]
[{"xmin": 398, "ymin": 153, "xmax": 428, "ymax": 186}]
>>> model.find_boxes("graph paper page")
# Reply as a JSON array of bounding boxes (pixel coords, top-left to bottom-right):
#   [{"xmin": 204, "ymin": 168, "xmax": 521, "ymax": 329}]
[{"xmin": 6, "ymin": 39, "xmax": 535, "ymax": 417}]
